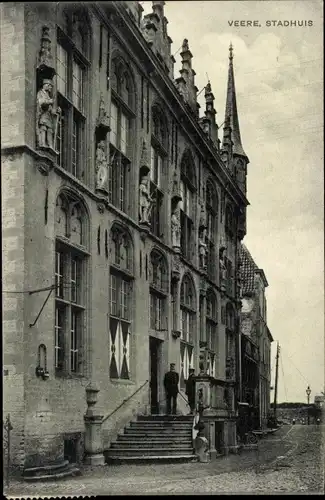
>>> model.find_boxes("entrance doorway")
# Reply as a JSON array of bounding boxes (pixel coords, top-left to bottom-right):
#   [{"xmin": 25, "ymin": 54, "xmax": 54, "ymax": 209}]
[
  {"xmin": 215, "ymin": 422, "xmax": 224, "ymax": 454},
  {"xmin": 149, "ymin": 337, "xmax": 162, "ymax": 415}
]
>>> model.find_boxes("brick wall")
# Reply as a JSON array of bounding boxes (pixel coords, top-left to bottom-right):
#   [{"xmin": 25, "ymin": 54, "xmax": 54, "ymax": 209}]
[
  {"xmin": 0, "ymin": 3, "xmax": 26, "ymax": 147},
  {"xmin": 2, "ymin": 152, "xmax": 26, "ymax": 467}
]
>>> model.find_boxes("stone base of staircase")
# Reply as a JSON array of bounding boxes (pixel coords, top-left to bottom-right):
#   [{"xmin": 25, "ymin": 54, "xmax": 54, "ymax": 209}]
[
  {"xmin": 23, "ymin": 460, "xmax": 81, "ymax": 481},
  {"xmin": 105, "ymin": 454, "xmax": 197, "ymax": 465},
  {"xmin": 105, "ymin": 414, "xmax": 197, "ymax": 464}
]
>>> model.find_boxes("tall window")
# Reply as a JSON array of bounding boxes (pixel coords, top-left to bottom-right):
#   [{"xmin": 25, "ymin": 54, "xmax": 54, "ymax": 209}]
[
  {"xmin": 109, "ymin": 225, "xmax": 133, "ymax": 380},
  {"xmin": 56, "ymin": 10, "xmax": 89, "ymax": 179},
  {"xmin": 206, "ymin": 180, "xmax": 218, "ymax": 281},
  {"xmin": 150, "ymin": 106, "xmax": 168, "ymax": 237},
  {"xmin": 54, "ymin": 192, "xmax": 88, "ymax": 375},
  {"xmin": 180, "ymin": 151, "xmax": 196, "ymax": 261},
  {"xmin": 109, "ymin": 59, "xmax": 135, "ymax": 213},
  {"xmin": 180, "ymin": 274, "xmax": 196, "ymax": 388},
  {"xmin": 149, "ymin": 250, "xmax": 168, "ymax": 331},
  {"xmin": 206, "ymin": 289, "xmax": 218, "ymax": 378},
  {"xmin": 224, "ymin": 256, "xmax": 234, "ymax": 297},
  {"xmin": 225, "ymin": 204, "xmax": 235, "ymax": 239},
  {"xmin": 226, "ymin": 302, "xmax": 235, "ymax": 380}
]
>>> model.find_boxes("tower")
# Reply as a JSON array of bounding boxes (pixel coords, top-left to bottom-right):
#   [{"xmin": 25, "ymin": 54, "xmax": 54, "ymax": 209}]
[{"xmin": 222, "ymin": 43, "xmax": 249, "ymax": 195}]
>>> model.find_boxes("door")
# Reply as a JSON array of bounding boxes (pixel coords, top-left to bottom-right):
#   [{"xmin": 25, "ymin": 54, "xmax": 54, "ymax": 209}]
[
  {"xmin": 149, "ymin": 337, "xmax": 161, "ymax": 414},
  {"xmin": 215, "ymin": 422, "xmax": 224, "ymax": 454}
]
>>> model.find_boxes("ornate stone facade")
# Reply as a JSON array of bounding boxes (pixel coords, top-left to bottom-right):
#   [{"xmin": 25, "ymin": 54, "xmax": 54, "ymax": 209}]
[{"xmin": 2, "ymin": 1, "xmax": 252, "ymax": 470}]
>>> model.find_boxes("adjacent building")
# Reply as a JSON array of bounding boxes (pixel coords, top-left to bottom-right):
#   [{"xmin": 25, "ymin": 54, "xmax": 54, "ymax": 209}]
[
  {"xmin": 2, "ymin": 0, "xmax": 251, "ymax": 470},
  {"xmin": 240, "ymin": 244, "xmax": 273, "ymax": 429}
]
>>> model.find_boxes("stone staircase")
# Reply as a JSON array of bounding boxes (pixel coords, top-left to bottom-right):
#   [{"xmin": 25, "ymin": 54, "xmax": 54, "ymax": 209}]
[{"xmin": 104, "ymin": 414, "xmax": 197, "ymax": 464}]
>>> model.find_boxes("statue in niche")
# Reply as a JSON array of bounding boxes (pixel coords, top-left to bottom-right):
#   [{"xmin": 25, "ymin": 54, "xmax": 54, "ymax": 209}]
[
  {"xmin": 219, "ymin": 246, "xmax": 227, "ymax": 290},
  {"xmin": 199, "ymin": 228, "xmax": 207, "ymax": 270},
  {"xmin": 36, "ymin": 79, "xmax": 61, "ymax": 149},
  {"xmin": 171, "ymin": 205, "xmax": 181, "ymax": 248},
  {"xmin": 139, "ymin": 175, "xmax": 155, "ymax": 224},
  {"xmin": 96, "ymin": 95, "xmax": 110, "ymax": 132},
  {"xmin": 95, "ymin": 140, "xmax": 108, "ymax": 192},
  {"xmin": 38, "ymin": 26, "xmax": 54, "ymax": 70}
]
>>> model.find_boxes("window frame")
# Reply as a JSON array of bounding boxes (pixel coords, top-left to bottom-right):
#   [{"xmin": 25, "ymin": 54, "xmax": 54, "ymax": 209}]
[
  {"xmin": 180, "ymin": 153, "xmax": 196, "ymax": 262},
  {"xmin": 206, "ymin": 180, "xmax": 218, "ymax": 281},
  {"xmin": 150, "ymin": 106, "xmax": 168, "ymax": 238},
  {"xmin": 205, "ymin": 289, "xmax": 218, "ymax": 377},
  {"xmin": 109, "ymin": 225, "xmax": 134, "ymax": 381},
  {"xmin": 149, "ymin": 250, "xmax": 168, "ymax": 332},
  {"xmin": 108, "ymin": 59, "xmax": 135, "ymax": 214},
  {"xmin": 54, "ymin": 194, "xmax": 88, "ymax": 377},
  {"xmin": 56, "ymin": 20, "xmax": 89, "ymax": 180}
]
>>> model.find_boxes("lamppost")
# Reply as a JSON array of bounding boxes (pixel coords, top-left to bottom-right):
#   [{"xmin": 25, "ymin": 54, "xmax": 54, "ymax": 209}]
[{"xmin": 306, "ymin": 385, "xmax": 311, "ymax": 425}]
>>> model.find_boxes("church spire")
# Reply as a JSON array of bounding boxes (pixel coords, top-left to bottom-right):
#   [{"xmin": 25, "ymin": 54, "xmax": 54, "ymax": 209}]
[{"xmin": 223, "ymin": 43, "xmax": 247, "ymax": 158}]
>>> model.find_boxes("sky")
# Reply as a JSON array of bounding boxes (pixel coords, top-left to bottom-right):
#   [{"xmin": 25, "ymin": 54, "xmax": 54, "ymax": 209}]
[{"xmin": 142, "ymin": 0, "xmax": 324, "ymax": 403}]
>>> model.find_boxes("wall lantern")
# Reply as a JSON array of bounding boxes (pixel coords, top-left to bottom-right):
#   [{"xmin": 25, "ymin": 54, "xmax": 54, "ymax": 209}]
[{"xmin": 35, "ymin": 343, "xmax": 49, "ymax": 380}]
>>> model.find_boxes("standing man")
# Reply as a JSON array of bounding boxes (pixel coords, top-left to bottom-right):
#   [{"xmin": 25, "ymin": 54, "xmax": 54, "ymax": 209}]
[
  {"xmin": 185, "ymin": 368, "xmax": 196, "ymax": 414},
  {"xmin": 164, "ymin": 363, "xmax": 179, "ymax": 415}
]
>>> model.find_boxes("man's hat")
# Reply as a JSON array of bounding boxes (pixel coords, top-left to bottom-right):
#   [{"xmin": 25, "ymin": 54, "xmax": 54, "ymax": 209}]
[
  {"xmin": 43, "ymin": 79, "xmax": 53, "ymax": 85},
  {"xmin": 189, "ymin": 368, "xmax": 195, "ymax": 373}
]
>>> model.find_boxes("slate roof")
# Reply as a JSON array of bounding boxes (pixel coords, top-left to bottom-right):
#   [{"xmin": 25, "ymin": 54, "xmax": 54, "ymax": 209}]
[{"xmin": 240, "ymin": 243, "xmax": 259, "ymax": 295}]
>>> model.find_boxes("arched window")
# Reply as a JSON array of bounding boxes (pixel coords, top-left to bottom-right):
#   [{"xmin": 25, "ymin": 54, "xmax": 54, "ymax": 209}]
[
  {"xmin": 56, "ymin": 7, "xmax": 90, "ymax": 179},
  {"xmin": 226, "ymin": 302, "xmax": 235, "ymax": 380},
  {"xmin": 206, "ymin": 289, "xmax": 218, "ymax": 377},
  {"xmin": 225, "ymin": 203, "xmax": 235, "ymax": 239},
  {"xmin": 149, "ymin": 249, "xmax": 168, "ymax": 331},
  {"xmin": 206, "ymin": 180, "xmax": 218, "ymax": 280},
  {"xmin": 54, "ymin": 191, "xmax": 89, "ymax": 375},
  {"xmin": 180, "ymin": 273, "xmax": 196, "ymax": 388},
  {"xmin": 180, "ymin": 150, "xmax": 196, "ymax": 261},
  {"xmin": 109, "ymin": 224, "xmax": 134, "ymax": 380},
  {"xmin": 150, "ymin": 105, "xmax": 168, "ymax": 237},
  {"xmin": 109, "ymin": 58, "xmax": 135, "ymax": 213}
]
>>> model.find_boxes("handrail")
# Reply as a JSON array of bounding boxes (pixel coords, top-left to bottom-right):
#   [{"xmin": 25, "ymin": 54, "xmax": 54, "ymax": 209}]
[
  {"xmin": 102, "ymin": 379, "xmax": 149, "ymax": 423},
  {"xmin": 178, "ymin": 390, "xmax": 191, "ymax": 408}
]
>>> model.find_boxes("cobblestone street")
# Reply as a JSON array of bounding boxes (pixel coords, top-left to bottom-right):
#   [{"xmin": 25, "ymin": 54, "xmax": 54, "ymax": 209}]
[{"xmin": 5, "ymin": 424, "xmax": 324, "ymax": 497}]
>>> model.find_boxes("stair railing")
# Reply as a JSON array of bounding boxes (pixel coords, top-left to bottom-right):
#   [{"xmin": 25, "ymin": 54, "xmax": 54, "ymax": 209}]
[{"xmin": 102, "ymin": 379, "xmax": 149, "ymax": 423}]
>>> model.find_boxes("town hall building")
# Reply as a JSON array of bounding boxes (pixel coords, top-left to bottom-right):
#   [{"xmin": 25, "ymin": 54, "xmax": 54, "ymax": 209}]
[{"xmin": 2, "ymin": 1, "xmax": 256, "ymax": 472}]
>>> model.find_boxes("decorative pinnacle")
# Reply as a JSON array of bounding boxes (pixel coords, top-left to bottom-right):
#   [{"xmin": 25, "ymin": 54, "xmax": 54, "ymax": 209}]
[
  {"xmin": 205, "ymin": 80, "xmax": 211, "ymax": 93},
  {"xmin": 229, "ymin": 42, "xmax": 233, "ymax": 61},
  {"xmin": 182, "ymin": 38, "xmax": 189, "ymax": 52}
]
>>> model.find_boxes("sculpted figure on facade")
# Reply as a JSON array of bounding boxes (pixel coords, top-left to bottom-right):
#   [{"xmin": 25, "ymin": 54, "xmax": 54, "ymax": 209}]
[
  {"xmin": 139, "ymin": 175, "xmax": 155, "ymax": 224},
  {"xmin": 95, "ymin": 140, "xmax": 108, "ymax": 193},
  {"xmin": 38, "ymin": 26, "xmax": 54, "ymax": 70},
  {"xmin": 36, "ymin": 79, "xmax": 60, "ymax": 149},
  {"xmin": 199, "ymin": 228, "xmax": 207, "ymax": 270},
  {"xmin": 219, "ymin": 246, "xmax": 227, "ymax": 290},
  {"xmin": 171, "ymin": 205, "xmax": 181, "ymax": 248}
]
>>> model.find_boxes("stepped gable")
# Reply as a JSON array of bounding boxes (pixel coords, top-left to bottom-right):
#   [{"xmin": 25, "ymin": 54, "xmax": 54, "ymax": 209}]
[{"xmin": 141, "ymin": 1, "xmax": 175, "ymax": 76}]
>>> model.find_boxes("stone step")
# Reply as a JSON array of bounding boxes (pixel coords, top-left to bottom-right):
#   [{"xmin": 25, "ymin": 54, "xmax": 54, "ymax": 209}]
[
  {"xmin": 105, "ymin": 454, "xmax": 197, "ymax": 465},
  {"xmin": 23, "ymin": 460, "xmax": 70, "ymax": 477},
  {"xmin": 124, "ymin": 428, "xmax": 192, "ymax": 435},
  {"xmin": 130, "ymin": 422, "xmax": 193, "ymax": 429},
  {"xmin": 105, "ymin": 447, "xmax": 194, "ymax": 457},
  {"xmin": 111, "ymin": 441, "xmax": 193, "ymax": 449},
  {"xmin": 24, "ymin": 464, "xmax": 81, "ymax": 481},
  {"xmin": 137, "ymin": 415, "xmax": 194, "ymax": 422},
  {"xmin": 117, "ymin": 434, "xmax": 192, "ymax": 442},
  {"xmin": 125, "ymin": 425, "xmax": 192, "ymax": 436}
]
